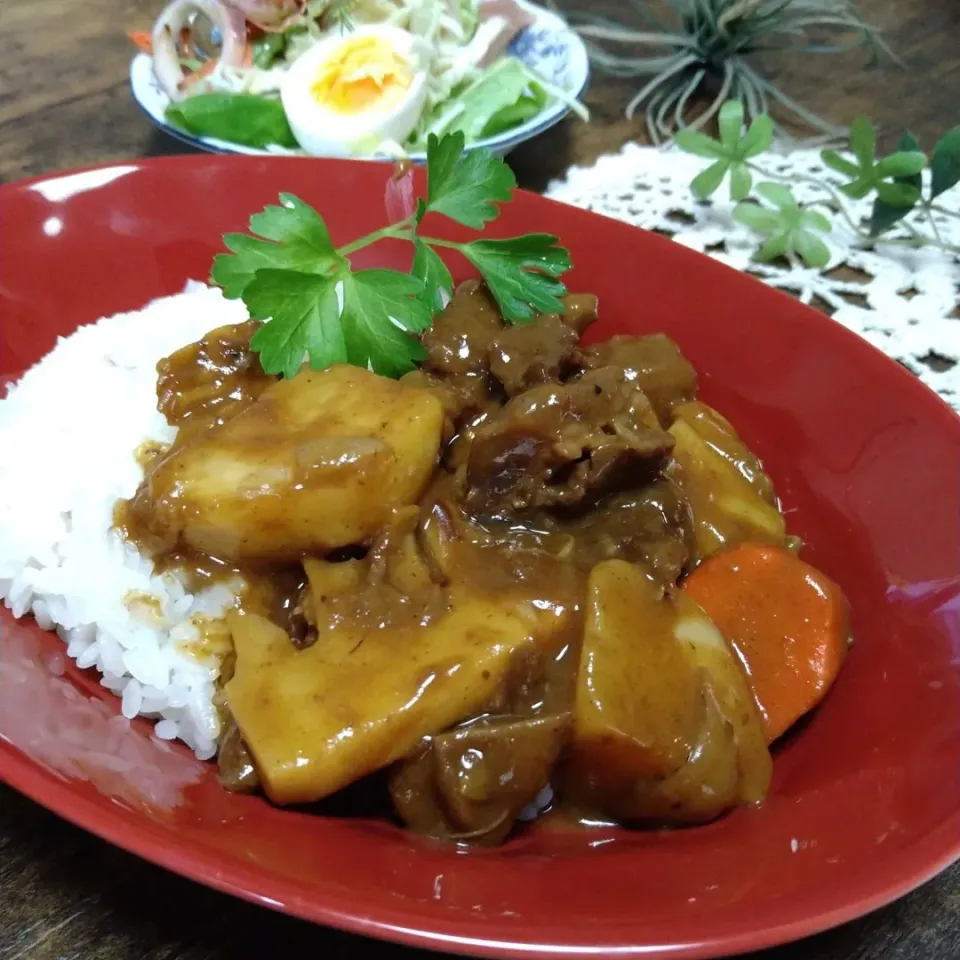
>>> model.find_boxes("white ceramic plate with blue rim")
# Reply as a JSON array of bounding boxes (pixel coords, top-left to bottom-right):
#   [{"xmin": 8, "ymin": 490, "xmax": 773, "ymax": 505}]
[{"xmin": 130, "ymin": 0, "xmax": 589, "ymax": 160}]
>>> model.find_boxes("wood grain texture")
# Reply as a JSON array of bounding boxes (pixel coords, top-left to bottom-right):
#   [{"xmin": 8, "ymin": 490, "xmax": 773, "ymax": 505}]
[{"xmin": 1, "ymin": 1, "xmax": 960, "ymax": 957}]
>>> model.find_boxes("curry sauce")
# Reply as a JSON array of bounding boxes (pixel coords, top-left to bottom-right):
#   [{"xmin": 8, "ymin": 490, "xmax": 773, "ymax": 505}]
[{"xmin": 116, "ymin": 282, "xmax": 799, "ymax": 844}]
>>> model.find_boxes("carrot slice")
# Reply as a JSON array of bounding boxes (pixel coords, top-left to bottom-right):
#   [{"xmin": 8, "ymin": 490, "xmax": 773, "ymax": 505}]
[
  {"xmin": 682, "ymin": 543, "xmax": 851, "ymax": 743},
  {"xmin": 127, "ymin": 30, "xmax": 153, "ymax": 54}
]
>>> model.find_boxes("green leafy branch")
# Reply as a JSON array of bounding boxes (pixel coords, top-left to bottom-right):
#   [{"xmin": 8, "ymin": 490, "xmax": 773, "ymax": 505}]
[
  {"xmin": 211, "ymin": 132, "xmax": 571, "ymax": 378},
  {"xmin": 676, "ymin": 100, "xmax": 960, "ymax": 269}
]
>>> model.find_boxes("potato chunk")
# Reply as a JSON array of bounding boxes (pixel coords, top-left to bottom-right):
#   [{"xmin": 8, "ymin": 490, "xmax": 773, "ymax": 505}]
[
  {"xmin": 132, "ymin": 365, "xmax": 444, "ymax": 562},
  {"xmin": 668, "ymin": 401, "xmax": 785, "ymax": 562},
  {"xmin": 224, "ymin": 588, "xmax": 571, "ymax": 805},
  {"xmin": 565, "ymin": 560, "xmax": 771, "ymax": 823}
]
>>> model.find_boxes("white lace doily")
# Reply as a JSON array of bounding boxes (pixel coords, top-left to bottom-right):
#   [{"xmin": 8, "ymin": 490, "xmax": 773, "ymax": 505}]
[{"xmin": 546, "ymin": 145, "xmax": 960, "ymax": 411}]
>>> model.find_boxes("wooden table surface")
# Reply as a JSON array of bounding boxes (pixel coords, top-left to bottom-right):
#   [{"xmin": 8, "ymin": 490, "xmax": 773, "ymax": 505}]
[{"xmin": 2, "ymin": 1, "xmax": 960, "ymax": 958}]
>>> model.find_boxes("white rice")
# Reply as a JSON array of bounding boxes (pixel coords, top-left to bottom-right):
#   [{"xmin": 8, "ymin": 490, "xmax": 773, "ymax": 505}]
[{"xmin": 0, "ymin": 282, "xmax": 250, "ymax": 759}]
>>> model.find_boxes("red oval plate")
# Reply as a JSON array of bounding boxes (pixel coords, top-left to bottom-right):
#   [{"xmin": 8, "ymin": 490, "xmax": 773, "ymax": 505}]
[{"xmin": 1, "ymin": 157, "xmax": 959, "ymax": 960}]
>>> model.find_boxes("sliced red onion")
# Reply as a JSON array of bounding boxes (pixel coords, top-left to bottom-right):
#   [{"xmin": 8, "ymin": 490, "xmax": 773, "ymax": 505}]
[
  {"xmin": 151, "ymin": 0, "xmax": 247, "ymax": 101},
  {"xmin": 476, "ymin": 0, "xmax": 535, "ymax": 67},
  {"xmin": 226, "ymin": 0, "xmax": 301, "ymax": 31}
]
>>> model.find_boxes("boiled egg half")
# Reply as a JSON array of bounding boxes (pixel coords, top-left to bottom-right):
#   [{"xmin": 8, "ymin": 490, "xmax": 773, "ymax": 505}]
[{"xmin": 281, "ymin": 25, "xmax": 429, "ymax": 156}]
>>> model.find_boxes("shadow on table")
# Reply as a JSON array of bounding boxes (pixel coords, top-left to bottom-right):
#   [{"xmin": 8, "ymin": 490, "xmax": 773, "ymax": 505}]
[
  {"xmin": 145, "ymin": 127, "xmax": 206, "ymax": 161},
  {"xmin": 507, "ymin": 121, "xmax": 575, "ymax": 193}
]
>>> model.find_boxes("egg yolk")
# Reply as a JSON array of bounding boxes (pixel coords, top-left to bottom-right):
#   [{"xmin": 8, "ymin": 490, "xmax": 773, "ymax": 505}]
[{"xmin": 311, "ymin": 37, "xmax": 412, "ymax": 114}]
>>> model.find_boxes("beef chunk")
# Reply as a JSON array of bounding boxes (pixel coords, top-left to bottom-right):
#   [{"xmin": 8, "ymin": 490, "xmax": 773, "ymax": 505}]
[
  {"xmin": 577, "ymin": 334, "xmax": 697, "ymax": 427},
  {"xmin": 558, "ymin": 293, "xmax": 599, "ymax": 335},
  {"xmin": 566, "ymin": 480, "xmax": 695, "ymax": 584},
  {"xmin": 390, "ymin": 714, "xmax": 569, "ymax": 845},
  {"xmin": 464, "ymin": 367, "xmax": 675, "ymax": 519},
  {"xmin": 156, "ymin": 320, "xmax": 275, "ymax": 436},
  {"xmin": 487, "ymin": 295, "xmax": 599, "ymax": 397},
  {"xmin": 421, "ymin": 282, "xmax": 504, "ymax": 377},
  {"xmin": 218, "ymin": 717, "xmax": 260, "ymax": 794},
  {"xmin": 400, "ymin": 369, "xmax": 495, "ymax": 430},
  {"xmin": 399, "ymin": 368, "xmax": 503, "ymax": 473},
  {"xmin": 489, "ymin": 312, "xmax": 579, "ymax": 396}
]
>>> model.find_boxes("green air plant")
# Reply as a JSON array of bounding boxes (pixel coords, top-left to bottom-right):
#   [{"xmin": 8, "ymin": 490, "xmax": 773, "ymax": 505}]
[
  {"xmin": 675, "ymin": 100, "xmax": 960, "ymax": 268},
  {"xmin": 554, "ymin": 0, "xmax": 894, "ymax": 142}
]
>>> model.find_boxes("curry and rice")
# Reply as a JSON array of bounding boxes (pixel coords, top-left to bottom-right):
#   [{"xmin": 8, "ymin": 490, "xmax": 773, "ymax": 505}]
[{"xmin": 0, "ymin": 279, "xmax": 850, "ymax": 844}]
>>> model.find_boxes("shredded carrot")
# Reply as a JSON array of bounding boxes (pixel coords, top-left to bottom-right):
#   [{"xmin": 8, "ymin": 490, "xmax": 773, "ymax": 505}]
[
  {"xmin": 682, "ymin": 543, "xmax": 851, "ymax": 743},
  {"xmin": 127, "ymin": 30, "xmax": 153, "ymax": 55}
]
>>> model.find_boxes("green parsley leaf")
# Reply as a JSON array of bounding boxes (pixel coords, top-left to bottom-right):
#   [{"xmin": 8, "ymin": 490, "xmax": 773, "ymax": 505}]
[
  {"xmin": 212, "ymin": 133, "xmax": 572, "ymax": 379},
  {"xmin": 341, "ymin": 270, "xmax": 430, "ymax": 376},
  {"xmin": 421, "ymin": 131, "xmax": 516, "ymax": 228},
  {"xmin": 211, "ymin": 239, "xmax": 266, "ymax": 300},
  {"xmin": 245, "ymin": 267, "xmax": 432, "ymax": 379},
  {"xmin": 461, "ymin": 235, "xmax": 570, "ymax": 323},
  {"xmin": 245, "ymin": 270, "xmax": 346, "ymax": 379},
  {"xmin": 212, "ymin": 193, "xmax": 342, "ymax": 298},
  {"xmin": 249, "ymin": 193, "xmax": 338, "ymax": 252},
  {"xmin": 412, "ymin": 240, "xmax": 453, "ymax": 313}
]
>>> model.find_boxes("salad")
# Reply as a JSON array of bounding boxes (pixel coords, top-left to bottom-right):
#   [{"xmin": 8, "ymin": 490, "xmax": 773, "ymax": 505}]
[{"xmin": 130, "ymin": 0, "xmax": 588, "ymax": 157}]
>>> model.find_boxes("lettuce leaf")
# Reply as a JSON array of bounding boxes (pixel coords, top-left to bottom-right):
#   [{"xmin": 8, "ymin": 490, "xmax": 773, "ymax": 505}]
[
  {"xmin": 431, "ymin": 58, "xmax": 549, "ymax": 142},
  {"xmin": 166, "ymin": 93, "xmax": 298, "ymax": 149}
]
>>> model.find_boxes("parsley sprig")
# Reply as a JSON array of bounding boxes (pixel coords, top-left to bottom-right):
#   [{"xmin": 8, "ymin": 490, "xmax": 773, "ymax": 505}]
[{"xmin": 211, "ymin": 133, "xmax": 572, "ymax": 378}]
